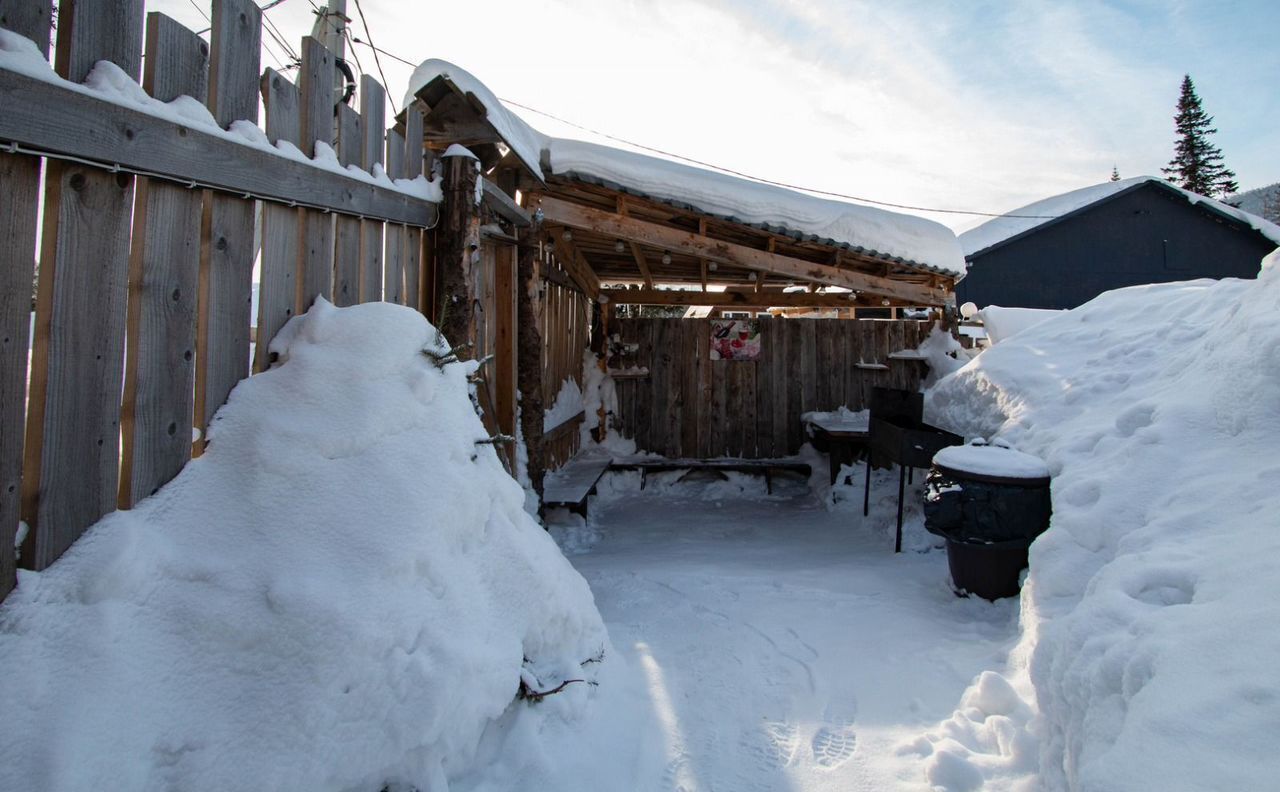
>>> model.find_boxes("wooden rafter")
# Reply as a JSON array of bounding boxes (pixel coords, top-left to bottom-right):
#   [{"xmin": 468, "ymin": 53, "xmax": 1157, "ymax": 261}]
[
  {"xmin": 699, "ymin": 218, "xmax": 708, "ymax": 292},
  {"xmin": 601, "ymin": 287, "xmax": 900, "ymax": 308},
  {"xmin": 546, "ymin": 227, "xmax": 600, "ymax": 298},
  {"xmin": 616, "ymin": 197, "xmax": 655, "ymax": 288},
  {"xmin": 533, "ymin": 196, "xmax": 948, "ymax": 306}
]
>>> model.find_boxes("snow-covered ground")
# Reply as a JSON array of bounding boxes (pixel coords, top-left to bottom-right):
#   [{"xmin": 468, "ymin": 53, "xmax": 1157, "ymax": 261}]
[{"xmin": 510, "ymin": 468, "xmax": 1019, "ymax": 792}]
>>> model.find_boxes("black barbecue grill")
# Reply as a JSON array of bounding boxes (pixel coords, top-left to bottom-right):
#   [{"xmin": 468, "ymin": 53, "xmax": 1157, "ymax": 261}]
[{"xmin": 863, "ymin": 387, "xmax": 962, "ymax": 552}]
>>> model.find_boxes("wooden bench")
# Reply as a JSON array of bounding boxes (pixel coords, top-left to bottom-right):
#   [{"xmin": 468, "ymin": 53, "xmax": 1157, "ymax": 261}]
[
  {"xmin": 541, "ymin": 455, "xmax": 813, "ymax": 516},
  {"xmin": 540, "ymin": 451, "xmax": 613, "ymax": 516},
  {"xmin": 605, "ymin": 457, "xmax": 811, "ymax": 495}
]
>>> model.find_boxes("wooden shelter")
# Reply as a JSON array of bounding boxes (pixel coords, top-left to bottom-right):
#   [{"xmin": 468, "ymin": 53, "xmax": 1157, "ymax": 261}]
[{"xmin": 407, "ymin": 62, "xmax": 962, "ymax": 498}]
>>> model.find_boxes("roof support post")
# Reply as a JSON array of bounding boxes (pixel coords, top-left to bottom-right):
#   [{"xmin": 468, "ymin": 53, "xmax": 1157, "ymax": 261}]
[{"xmin": 435, "ymin": 149, "xmax": 482, "ymax": 352}]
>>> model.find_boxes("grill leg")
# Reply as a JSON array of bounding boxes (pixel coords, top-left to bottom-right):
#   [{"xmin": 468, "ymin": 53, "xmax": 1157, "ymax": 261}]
[
  {"xmin": 895, "ymin": 464, "xmax": 906, "ymax": 553},
  {"xmin": 864, "ymin": 456, "xmax": 872, "ymax": 516},
  {"xmin": 908, "ymin": 466, "xmax": 914, "ymax": 485}
]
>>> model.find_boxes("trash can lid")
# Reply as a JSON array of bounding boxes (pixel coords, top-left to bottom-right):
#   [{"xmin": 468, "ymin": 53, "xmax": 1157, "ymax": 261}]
[{"xmin": 933, "ymin": 443, "xmax": 1050, "ymax": 481}]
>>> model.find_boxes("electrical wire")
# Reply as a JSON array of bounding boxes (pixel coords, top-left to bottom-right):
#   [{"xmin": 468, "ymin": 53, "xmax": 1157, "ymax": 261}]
[
  {"xmin": 322, "ymin": 24, "xmax": 1059, "ymax": 219},
  {"xmin": 499, "ymin": 98, "xmax": 1055, "ymax": 219},
  {"xmin": 349, "ymin": 0, "xmax": 397, "ymax": 115}
]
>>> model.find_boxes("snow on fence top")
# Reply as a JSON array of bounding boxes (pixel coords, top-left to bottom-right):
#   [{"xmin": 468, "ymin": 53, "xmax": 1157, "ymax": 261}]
[
  {"xmin": 960, "ymin": 175, "xmax": 1280, "ymax": 258},
  {"xmin": 0, "ymin": 30, "xmax": 442, "ymax": 205},
  {"xmin": 405, "ymin": 60, "xmax": 967, "ymax": 278}
]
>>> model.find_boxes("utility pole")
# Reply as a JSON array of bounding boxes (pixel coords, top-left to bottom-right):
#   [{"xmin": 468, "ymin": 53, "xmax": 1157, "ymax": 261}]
[{"xmin": 310, "ymin": 0, "xmax": 347, "ymax": 61}]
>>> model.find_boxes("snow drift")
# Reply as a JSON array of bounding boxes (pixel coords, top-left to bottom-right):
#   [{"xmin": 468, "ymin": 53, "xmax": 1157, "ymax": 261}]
[
  {"xmin": 0, "ymin": 300, "xmax": 606, "ymax": 791},
  {"xmin": 913, "ymin": 252, "xmax": 1280, "ymax": 790}
]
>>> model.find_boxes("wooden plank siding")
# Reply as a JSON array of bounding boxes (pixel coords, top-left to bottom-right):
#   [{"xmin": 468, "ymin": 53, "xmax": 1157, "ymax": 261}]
[{"xmin": 611, "ymin": 318, "xmax": 933, "ymax": 458}]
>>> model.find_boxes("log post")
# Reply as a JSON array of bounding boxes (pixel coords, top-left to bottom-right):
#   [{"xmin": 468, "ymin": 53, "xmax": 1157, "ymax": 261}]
[
  {"xmin": 435, "ymin": 147, "xmax": 481, "ymax": 352},
  {"xmin": 517, "ymin": 235, "xmax": 546, "ymax": 496}
]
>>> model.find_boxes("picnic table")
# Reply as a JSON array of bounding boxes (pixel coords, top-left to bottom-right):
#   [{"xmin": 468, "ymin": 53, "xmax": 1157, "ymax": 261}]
[{"xmin": 803, "ymin": 409, "xmax": 871, "ymax": 485}]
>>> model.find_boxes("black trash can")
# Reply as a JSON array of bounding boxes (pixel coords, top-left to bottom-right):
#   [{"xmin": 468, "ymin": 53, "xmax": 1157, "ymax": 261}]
[{"xmin": 924, "ymin": 442, "xmax": 1052, "ymax": 600}]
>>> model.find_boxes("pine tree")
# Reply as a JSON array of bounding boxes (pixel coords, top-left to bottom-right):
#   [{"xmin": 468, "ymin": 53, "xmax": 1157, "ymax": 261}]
[
  {"xmin": 1110, "ymin": 166, "xmax": 1121, "ymax": 182},
  {"xmin": 1162, "ymin": 75, "xmax": 1238, "ymax": 198}
]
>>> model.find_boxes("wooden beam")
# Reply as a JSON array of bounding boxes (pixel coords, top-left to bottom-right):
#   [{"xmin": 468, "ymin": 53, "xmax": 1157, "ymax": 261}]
[
  {"xmin": 699, "ymin": 218, "xmax": 708, "ymax": 291},
  {"xmin": 602, "ymin": 288, "xmax": 883, "ymax": 308},
  {"xmin": 534, "ymin": 195, "xmax": 948, "ymax": 305},
  {"xmin": 617, "ymin": 197, "xmax": 654, "ymax": 288},
  {"xmin": 481, "ymin": 177, "xmax": 531, "ymax": 227},
  {"xmin": 546, "ymin": 228, "xmax": 600, "ymax": 298},
  {"xmin": 0, "ymin": 67, "xmax": 436, "ymax": 227}
]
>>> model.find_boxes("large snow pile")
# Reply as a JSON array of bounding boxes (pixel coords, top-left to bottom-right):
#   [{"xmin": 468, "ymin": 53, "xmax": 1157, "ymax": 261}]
[
  {"xmin": 960, "ymin": 176, "xmax": 1280, "ymax": 257},
  {"xmin": 0, "ymin": 300, "xmax": 606, "ymax": 791},
  {"xmin": 977, "ymin": 306, "xmax": 1065, "ymax": 344},
  {"xmin": 911, "ymin": 253, "xmax": 1280, "ymax": 790}
]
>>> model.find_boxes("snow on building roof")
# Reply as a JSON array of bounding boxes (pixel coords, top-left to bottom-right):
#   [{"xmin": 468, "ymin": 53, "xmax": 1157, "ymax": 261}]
[
  {"xmin": 404, "ymin": 59, "xmax": 548, "ymax": 182},
  {"xmin": 405, "ymin": 60, "xmax": 965, "ymax": 278},
  {"xmin": 961, "ymin": 176, "xmax": 1280, "ymax": 258},
  {"xmin": 546, "ymin": 139, "xmax": 966, "ymax": 277}
]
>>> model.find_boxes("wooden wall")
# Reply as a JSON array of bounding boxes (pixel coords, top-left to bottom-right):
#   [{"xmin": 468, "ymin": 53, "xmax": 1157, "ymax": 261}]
[
  {"xmin": 613, "ymin": 317, "xmax": 930, "ymax": 458},
  {"xmin": 539, "ymin": 246, "xmax": 592, "ymax": 470}
]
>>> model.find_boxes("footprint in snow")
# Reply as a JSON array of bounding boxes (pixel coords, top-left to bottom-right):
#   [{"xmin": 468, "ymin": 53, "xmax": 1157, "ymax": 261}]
[
  {"xmin": 811, "ymin": 698, "xmax": 858, "ymax": 769},
  {"xmin": 742, "ymin": 718, "xmax": 800, "ymax": 770}
]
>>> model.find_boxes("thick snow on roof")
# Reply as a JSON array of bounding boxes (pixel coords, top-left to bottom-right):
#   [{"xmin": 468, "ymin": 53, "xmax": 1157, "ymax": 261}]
[
  {"xmin": 404, "ymin": 59, "xmax": 547, "ymax": 181},
  {"xmin": 548, "ymin": 139, "xmax": 966, "ymax": 276},
  {"xmin": 404, "ymin": 59, "xmax": 964, "ymax": 277},
  {"xmin": 961, "ymin": 176, "xmax": 1280, "ymax": 257}
]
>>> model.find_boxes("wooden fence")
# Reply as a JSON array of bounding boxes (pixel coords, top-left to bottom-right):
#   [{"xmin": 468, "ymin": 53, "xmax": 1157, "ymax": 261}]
[
  {"xmin": 0, "ymin": 0, "xmax": 438, "ymax": 601},
  {"xmin": 612, "ymin": 317, "xmax": 931, "ymax": 458},
  {"xmin": 539, "ymin": 245, "xmax": 592, "ymax": 469}
]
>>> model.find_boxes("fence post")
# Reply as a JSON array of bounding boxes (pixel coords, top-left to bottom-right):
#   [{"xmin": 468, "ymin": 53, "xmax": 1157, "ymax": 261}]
[{"xmin": 436, "ymin": 148, "xmax": 481, "ymax": 352}]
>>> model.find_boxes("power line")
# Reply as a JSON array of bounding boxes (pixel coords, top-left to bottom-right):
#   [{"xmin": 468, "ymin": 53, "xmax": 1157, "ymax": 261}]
[
  {"xmin": 349, "ymin": 0, "xmax": 397, "ymax": 115},
  {"xmin": 348, "ymin": 37, "xmax": 415, "ymax": 68},
  {"xmin": 260, "ymin": 4, "xmax": 300, "ymax": 66},
  {"xmin": 325, "ymin": 35, "xmax": 1053, "ymax": 220},
  {"xmin": 499, "ymin": 98, "xmax": 1056, "ymax": 219}
]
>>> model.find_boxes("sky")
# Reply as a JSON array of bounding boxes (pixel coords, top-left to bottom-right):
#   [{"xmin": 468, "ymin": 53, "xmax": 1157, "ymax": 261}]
[{"xmin": 153, "ymin": 0, "xmax": 1279, "ymax": 232}]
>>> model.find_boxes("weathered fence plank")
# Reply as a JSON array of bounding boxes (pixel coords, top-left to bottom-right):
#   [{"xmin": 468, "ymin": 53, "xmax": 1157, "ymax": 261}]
[
  {"xmin": 333, "ymin": 103, "xmax": 362, "ymax": 307},
  {"xmin": 402, "ymin": 105, "xmax": 425, "ymax": 310},
  {"xmin": 383, "ymin": 128, "xmax": 406, "ymax": 304},
  {"xmin": 255, "ymin": 67, "xmax": 302, "ymax": 372},
  {"xmin": 0, "ymin": 1, "xmax": 52, "ymax": 51},
  {"xmin": 195, "ymin": 0, "xmax": 260, "ymax": 447},
  {"xmin": 297, "ymin": 36, "xmax": 335, "ymax": 309},
  {"xmin": 22, "ymin": 0, "xmax": 144, "ymax": 570},
  {"xmin": 0, "ymin": 0, "xmax": 50, "ymax": 600},
  {"xmin": 359, "ymin": 76, "xmax": 386, "ymax": 303},
  {"xmin": 118, "ymin": 12, "xmax": 208, "ymax": 507}
]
